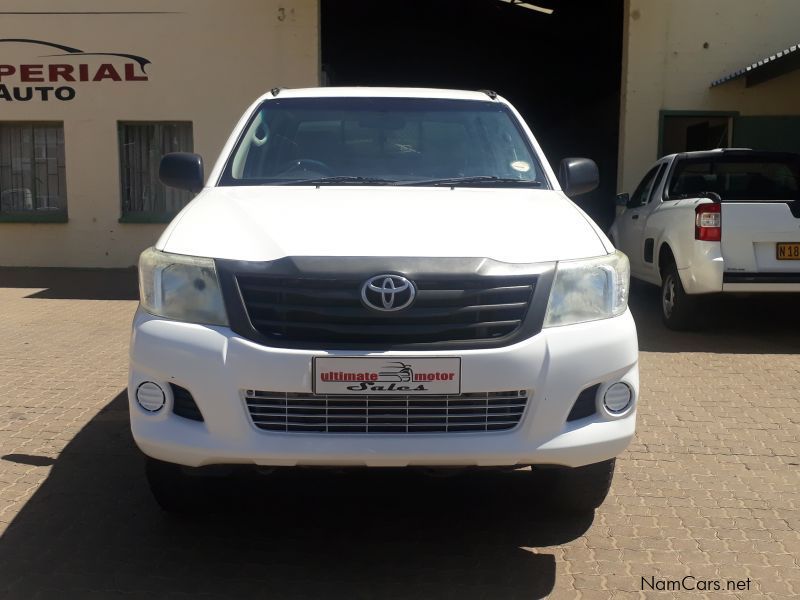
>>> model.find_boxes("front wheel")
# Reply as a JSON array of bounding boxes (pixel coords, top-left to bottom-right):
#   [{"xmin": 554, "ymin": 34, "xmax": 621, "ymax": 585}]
[
  {"xmin": 146, "ymin": 457, "xmax": 203, "ymax": 514},
  {"xmin": 543, "ymin": 458, "xmax": 616, "ymax": 514},
  {"xmin": 661, "ymin": 263, "xmax": 698, "ymax": 330}
]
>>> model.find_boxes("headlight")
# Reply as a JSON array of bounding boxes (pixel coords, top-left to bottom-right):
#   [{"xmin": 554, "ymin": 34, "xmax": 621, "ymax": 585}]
[
  {"xmin": 138, "ymin": 247, "xmax": 228, "ymax": 326},
  {"xmin": 544, "ymin": 251, "xmax": 630, "ymax": 327}
]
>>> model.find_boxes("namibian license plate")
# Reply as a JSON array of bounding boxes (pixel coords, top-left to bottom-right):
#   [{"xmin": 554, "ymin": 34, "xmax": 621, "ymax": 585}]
[
  {"xmin": 313, "ymin": 357, "xmax": 461, "ymax": 395},
  {"xmin": 776, "ymin": 242, "xmax": 800, "ymax": 260}
]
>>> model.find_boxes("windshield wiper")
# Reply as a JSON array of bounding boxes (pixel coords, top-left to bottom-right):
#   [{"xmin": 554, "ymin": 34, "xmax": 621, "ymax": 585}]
[
  {"xmin": 401, "ymin": 176, "xmax": 544, "ymax": 187},
  {"xmin": 282, "ymin": 176, "xmax": 397, "ymax": 186}
]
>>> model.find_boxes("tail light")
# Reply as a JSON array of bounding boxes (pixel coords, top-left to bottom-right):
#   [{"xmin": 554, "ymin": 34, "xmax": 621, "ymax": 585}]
[{"xmin": 695, "ymin": 203, "xmax": 721, "ymax": 241}]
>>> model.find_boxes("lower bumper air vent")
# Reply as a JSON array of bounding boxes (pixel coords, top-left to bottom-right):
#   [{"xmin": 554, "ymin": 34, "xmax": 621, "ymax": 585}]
[
  {"xmin": 170, "ymin": 384, "xmax": 204, "ymax": 422},
  {"xmin": 567, "ymin": 384, "xmax": 600, "ymax": 422},
  {"xmin": 244, "ymin": 389, "xmax": 529, "ymax": 433}
]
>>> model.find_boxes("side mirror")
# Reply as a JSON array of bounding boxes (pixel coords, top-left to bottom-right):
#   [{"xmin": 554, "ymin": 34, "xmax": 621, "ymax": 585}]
[
  {"xmin": 159, "ymin": 152, "xmax": 204, "ymax": 193},
  {"xmin": 616, "ymin": 193, "xmax": 630, "ymax": 207},
  {"xmin": 558, "ymin": 157, "xmax": 599, "ymax": 198}
]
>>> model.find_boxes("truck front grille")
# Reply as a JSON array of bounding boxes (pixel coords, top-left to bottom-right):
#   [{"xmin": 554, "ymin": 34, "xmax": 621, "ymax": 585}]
[
  {"xmin": 235, "ymin": 274, "xmax": 536, "ymax": 346},
  {"xmin": 244, "ymin": 390, "xmax": 528, "ymax": 434}
]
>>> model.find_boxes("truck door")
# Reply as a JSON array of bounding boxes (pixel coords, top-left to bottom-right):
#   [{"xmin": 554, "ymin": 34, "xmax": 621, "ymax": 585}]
[{"xmin": 618, "ymin": 164, "xmax": 664, "ymax": 276}]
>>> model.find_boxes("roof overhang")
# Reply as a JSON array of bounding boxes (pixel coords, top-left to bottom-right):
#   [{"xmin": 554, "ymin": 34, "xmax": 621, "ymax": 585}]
[
  {"xmin": 497, "ymin": 0, "xmax": 554, "ymax": 15},
  {"xmin": 711, "ymin": 41, "xmax": 800, "ymax": 88}
]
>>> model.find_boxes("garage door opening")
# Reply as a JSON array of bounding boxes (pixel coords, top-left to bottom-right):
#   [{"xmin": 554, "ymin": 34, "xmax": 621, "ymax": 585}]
[{"xmin": 321, "ymin": 0, "xmax": 624, "ymax": 228}]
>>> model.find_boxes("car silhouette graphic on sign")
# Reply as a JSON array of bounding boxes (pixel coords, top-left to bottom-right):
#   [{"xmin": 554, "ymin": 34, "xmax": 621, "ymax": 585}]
[{"xmin": 377, "ymin": 362, "xmax": 413, "ymax": 382}]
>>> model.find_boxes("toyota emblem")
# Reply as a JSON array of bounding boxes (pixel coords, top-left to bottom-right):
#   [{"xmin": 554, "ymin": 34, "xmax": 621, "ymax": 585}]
[{"xmin": 361, "ymin": 274, "xmax": 416, "ymax": 312}]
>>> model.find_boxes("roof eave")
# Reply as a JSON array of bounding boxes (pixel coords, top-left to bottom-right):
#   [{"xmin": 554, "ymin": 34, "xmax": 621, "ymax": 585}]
[{"xmin": 711, "ymin": 42, "xmax": 800, "ymax": 88}]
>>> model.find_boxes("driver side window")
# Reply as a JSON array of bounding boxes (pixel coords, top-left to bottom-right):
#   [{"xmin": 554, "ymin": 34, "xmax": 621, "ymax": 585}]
[{"xmin": 628, "ymin": 165, "xmax": 661, "ymax": 208}]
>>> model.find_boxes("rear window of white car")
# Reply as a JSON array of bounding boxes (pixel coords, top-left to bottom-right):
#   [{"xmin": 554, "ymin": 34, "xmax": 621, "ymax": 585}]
[
  {"xmin": 220, "ymin": 97, "xmax": 546, "ymax": 187},
  {"xmin": 667, "ymin": 153, "xmax": 800, "ymax": 201}
]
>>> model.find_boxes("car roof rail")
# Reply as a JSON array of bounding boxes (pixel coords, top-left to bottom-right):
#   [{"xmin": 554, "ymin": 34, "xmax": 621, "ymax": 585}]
[
  {"xmin": 270, "ymin": 87, "xmax": 284, "ymax": 97},
  {"xmin": 478, "ymin": 89, "xmax": 498, "ymax": 100}
]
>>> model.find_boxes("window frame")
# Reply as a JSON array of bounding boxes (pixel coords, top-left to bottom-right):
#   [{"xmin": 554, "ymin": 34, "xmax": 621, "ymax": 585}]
[
  {"xmin": 117, "ymin": 120, "xmax": 194, "ymax": 224},
  {"xmin": 0, "ymin": 121, "xmax": 68, "ymax": 223},
  {"xmin": 628, "ymin": 164, "xmax": 660, "ymax": 208},
  {"xmin": 647, "ymin": 163, "xmax": 669, "ymax": 204}
]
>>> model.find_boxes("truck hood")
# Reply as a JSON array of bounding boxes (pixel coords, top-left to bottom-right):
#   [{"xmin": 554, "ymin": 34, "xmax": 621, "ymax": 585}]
[{"xmin": 158, "ymin": 186, "xmax": 609, "ymax": 264}]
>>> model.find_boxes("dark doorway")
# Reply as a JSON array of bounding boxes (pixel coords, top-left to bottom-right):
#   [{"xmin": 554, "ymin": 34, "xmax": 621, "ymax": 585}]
[
  {"xmin": 321, "ymin": 0, "xmax": 624, "ymax": 228},
  {"xmin": 660, "ymin": 113, "xmax": 734, "ymax": 156}
]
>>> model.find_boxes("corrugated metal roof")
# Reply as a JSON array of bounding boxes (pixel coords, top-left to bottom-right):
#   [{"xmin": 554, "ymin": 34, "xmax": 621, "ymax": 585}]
[{"xmin": 711, "ymin": 41, "xmax": 800, "ymax": 87}]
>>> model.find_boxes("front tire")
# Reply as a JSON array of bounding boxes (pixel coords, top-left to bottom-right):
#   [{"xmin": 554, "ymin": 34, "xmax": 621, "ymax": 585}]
[
  {"xmin": 545, "ymin": 458, "xmax": 616, "ymax": 513},
  {"xmin": 661, "ymin": 263, "xmax": 698, "ymax": 330},
  {"xmin": 145, "ymin": 457, "xmax": 202, "ymax": 514}
]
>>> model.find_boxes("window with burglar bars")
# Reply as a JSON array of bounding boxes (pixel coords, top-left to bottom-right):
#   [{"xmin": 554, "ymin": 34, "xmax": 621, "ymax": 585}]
[
  {"xmin": 0, "ymin": 123, "xmax": 67, "ymax": 215},
  {"xmin": 119, "ymin": 122, "xmax": 193, "ymax": 219}
]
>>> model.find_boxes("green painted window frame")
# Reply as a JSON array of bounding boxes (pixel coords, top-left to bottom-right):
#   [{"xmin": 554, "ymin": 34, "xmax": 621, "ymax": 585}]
[
  {"xmin": 0, "ymin": 211, "xmax": 68, "ymax": 223},
  {"xmin": 118, "ymin": 211, "xmax": 178, "ymax": 224}
]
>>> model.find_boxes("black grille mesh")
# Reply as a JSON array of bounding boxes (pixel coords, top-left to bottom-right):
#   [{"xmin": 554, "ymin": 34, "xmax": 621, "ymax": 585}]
[
  {"xmin": 245, "ymin": 390, "xmax": 528, "ymax": 433},
  {"xmin": 236, "ymin": 275, "xmax": 536, "ymax": 345}
]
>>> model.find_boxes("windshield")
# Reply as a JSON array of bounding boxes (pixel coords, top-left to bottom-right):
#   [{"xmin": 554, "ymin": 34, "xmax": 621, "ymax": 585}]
[
  {"xmin": 667, "ymin": 153, "xmax": 800, "ymax": 201},
  {"xmin": 220, "ymin": 97, "xmax": 547, "ymax": 187}
]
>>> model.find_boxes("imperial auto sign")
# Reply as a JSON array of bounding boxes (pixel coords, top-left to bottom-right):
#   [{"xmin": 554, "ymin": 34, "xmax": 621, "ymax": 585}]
[{"xmin": 0, "ymin": 38, "xmax": 150, "ymax": 101}]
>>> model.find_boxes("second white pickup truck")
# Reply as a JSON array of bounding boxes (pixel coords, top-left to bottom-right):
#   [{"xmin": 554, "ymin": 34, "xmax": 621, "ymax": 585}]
[{"xmin": 610, "ymin": 149, "xmax": 800, "ymax": 329}]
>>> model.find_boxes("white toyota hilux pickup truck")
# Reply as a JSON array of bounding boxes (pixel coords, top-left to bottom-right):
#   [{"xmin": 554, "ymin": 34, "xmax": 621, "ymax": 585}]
[
  {"xmin": 128, "ymin": 87, "xmax": 639, "ymax": 514},
  {"xmin": 610, "ymin": 149, "xmax": 800, "ymax": 329}
]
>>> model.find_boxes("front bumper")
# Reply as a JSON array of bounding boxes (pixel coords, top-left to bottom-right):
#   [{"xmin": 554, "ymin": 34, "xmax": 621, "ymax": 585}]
[{"xmin": 128, "ymin": 308, "xmax": 639, "ymax": 469}]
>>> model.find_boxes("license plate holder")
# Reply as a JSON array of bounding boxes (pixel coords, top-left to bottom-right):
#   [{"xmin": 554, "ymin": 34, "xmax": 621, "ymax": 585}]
[
  {"xmin": 776, "ymin": 242, "xmax": 800, "ymax": 260},
  {"xmin": 313, "ymin": 357, "xmax": 461, "ymax": 395}
]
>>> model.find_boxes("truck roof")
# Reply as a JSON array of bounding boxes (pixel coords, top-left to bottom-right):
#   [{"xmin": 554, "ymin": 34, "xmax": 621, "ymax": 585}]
[
  {"xmin": 259, "ymin": 87, "xmax": 500, "ymax": 102},
  {"xmin": 665, "ymin": 148, "xmax": 799, "ymax": 161}
]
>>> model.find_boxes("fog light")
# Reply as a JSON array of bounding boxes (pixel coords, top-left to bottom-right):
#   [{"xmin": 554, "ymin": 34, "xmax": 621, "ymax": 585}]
[
  {"xmin": 136, "ymin": 381, "xmax": 166, "ymax": 412},
  {"xmin": 603, "ymin": 382, "xmax": 632, "ymax": 413}
]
